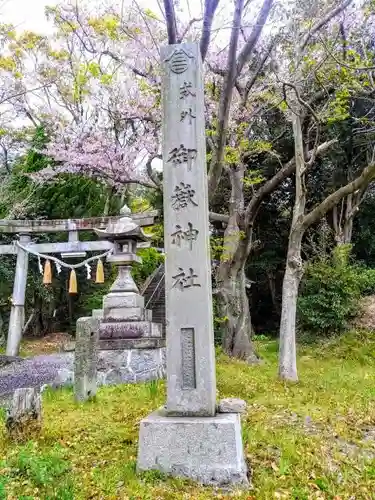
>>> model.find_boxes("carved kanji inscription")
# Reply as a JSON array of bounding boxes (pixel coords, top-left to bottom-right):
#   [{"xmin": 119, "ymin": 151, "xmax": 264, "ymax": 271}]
[
  {"xmin": 171, "ymin": 182, "xmax": 198, "ymax": 210},
  {"xmin": 180, "ymin": 108, "xmax": 196, "ymax": 124},
  {"xmin": 172, "ymin": 267, "xmax": 201, "ymax": 290},
  {"xmin": 180, "ymin": 81, "xmax": 196, "ymax": 99},
  {"xmin": 171, "ymin": 223, "xmax": 199, "ymax": 250},
  {"xmin": 167, "ymin": 144, "xmax": 197, "ymax": 170}
]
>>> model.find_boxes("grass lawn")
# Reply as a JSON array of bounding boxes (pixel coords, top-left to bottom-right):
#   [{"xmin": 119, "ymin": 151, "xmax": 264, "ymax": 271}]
[{"xmin": 1, "ymin": 330, "xmax": 375, "ymax": 499}]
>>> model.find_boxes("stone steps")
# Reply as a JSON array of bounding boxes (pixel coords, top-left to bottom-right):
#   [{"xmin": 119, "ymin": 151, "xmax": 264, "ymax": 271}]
[{"xmin": 141, "ymin": 264, "xmax": 166, "ymax": 333}]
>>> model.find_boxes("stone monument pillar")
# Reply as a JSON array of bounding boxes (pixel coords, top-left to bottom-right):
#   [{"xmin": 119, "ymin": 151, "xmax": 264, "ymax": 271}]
[{"xmin": 137, "ymin": 43, "xmax": 248, "ymax": 486}]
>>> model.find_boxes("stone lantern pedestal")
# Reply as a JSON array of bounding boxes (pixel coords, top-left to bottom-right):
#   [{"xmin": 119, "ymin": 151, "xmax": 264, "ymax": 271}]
[
  {"xmin": 71, "ymin": 209, "xmax": 166, "ymax": 394},
  {"xmin": 95, "ymin": 213, "xmax": 164, "ymax": 351}
]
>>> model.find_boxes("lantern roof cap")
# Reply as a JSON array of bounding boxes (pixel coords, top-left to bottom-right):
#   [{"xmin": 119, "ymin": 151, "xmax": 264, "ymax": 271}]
[{"xmin": 95, "ymin": 215, "xmax": 150, "ymax": 242}]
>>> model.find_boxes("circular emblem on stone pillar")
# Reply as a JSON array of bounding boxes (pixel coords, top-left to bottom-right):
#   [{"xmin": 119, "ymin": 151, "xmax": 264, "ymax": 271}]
[{"xmin": 164, "ymin": 48, "xmax": 194, "ymax": 74}]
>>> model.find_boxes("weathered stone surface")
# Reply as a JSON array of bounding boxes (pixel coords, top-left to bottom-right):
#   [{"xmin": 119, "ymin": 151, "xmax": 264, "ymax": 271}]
[
  {"xmin": 98, "ymin": 338, "xmax": 165, "ymax": 350},
  {"xmin": 0, "ymin": 355, "xmax": 23, "ymax": 368},
  {"xmin": 137, "ymin": 409, "xmax": 248, "ymax": 486},
  {"xmin": 218, "ymin": 398, "xmax": 247, "ymax": 414},
  {"xmin": 137, "ymin": 42, "xmax": 247, "ymax": 488},
  {"xmin": 6, "ymin": 234, "xmax": 31, "ymax": 357},
  {"xmin": 74, "ymin": 317, "xmax": 99, "ymax": 402},
  {"xmin": 103, "ymin": 307, "xmax": 152, "ymax": 322},
  {"xmin": 130, "ymin": 349, "xmax": 164, "ymax": 373},
  {"xmin": 54, "ymin": 368, "xmax": 74, "ymax": 387},
  {"xmin": 92, "ymin": 309, "xmax": 104, "ymax": 318},
  {"xmin": 103, "ymin": 292, "xmax": 144, "ymax": 309},
  {"xmin": 61, "ymin": 341, "xmax": 75, "ymax": 352},
  {"xmin": 135, "ymin": 367, "xmax": 165, "ymax": 383},
  {"xmin": 0, "ymin": 212, "xmax": 158, "ymax": 234},
  {"xmin": 99, "ymin": 320, "xmax": 161, "ymax": 339},
  {"xmin": 6, "ymin": 387, "xmax": 42, "ymax": 441},
  {"xmin": 100, "ymin": 322, "xmax": 143, "ymax": 339},
  {"xmin": 105, "ymin": 368, "xmax": 124, "ymax": 385},
  {"xmin": 107, "ymin": 253, "xmax": 141, "ymax": 265}
]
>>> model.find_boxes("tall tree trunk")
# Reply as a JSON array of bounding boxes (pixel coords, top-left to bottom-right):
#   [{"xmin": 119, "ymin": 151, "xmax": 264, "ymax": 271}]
[
  {"xmin": 277, "ymin": 0, "xmax": 354, "ymax": 382},
  {"xmin": 279, "ymin": 228, "xmax": 303, "ymax": 381},
  {"xmin": 343, "ymin": 193, "xmax": 354, "ymax": 244},
  {"xmin": 278, "ymin": 112, "xmax": 375, "ymax": 383},
  {"xmin": 103, "ymin": 186, "xmax": 115, "ymax": 217},
  {"xmin": 216, "ymin": 164, "xmax": 258, "ymax": 362},
  {"xmin": 279, "ymin": 110, "xmax": 305, "ymax": 382},
  {"xmin": 333, "ymin": 195, "xmax": 354, "ymax": 245},
  {"xmin": 217, "ymin": 239, "xmax": 258, "ymax": 362}
]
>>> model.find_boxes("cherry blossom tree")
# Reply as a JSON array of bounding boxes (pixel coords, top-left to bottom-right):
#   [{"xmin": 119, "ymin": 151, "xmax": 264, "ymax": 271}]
[{"xmin": 2, "ymin": 0, "xmax": 375, "ymax": 370}]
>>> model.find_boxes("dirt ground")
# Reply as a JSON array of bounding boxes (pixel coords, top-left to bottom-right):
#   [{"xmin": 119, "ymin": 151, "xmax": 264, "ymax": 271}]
[
  {"xmin": 21, "ymin": 332, "xmax": 72, "ymax": 356},
  {"xmin": 355, "ymin": 294, "xmax": 375, "ymax": 330}
]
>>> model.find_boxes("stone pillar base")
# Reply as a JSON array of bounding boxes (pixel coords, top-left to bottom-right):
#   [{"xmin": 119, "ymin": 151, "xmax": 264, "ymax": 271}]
[{"xmin": 137, "ymin": 409, "xmax": 249, "ymax": 486}]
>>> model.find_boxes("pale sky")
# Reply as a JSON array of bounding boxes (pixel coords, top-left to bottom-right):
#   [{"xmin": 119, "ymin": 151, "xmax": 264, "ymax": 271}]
[
  {"xmin": 1, "ymin": 0, "xmax": 231, "ymax": 38},
  {"xmin": 1, "ymin": 0, "xmax": 171, "ymax": 33},
  {"xmin": 2, "ymin": 0, "xmax": 58, "ymax": 32}
]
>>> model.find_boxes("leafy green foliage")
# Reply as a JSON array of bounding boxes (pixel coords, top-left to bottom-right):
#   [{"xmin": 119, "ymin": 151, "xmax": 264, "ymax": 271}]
[
  {"xmin": 131, "ymin": 248, "xmax": 164, "ymax": 287},
  {"xmin": 0, "ymin": 126, "xmax": 125, "ymax": 337},
  {"xmin": 298, "ymin": 245, "xmax": 375, "ymax": 336}
]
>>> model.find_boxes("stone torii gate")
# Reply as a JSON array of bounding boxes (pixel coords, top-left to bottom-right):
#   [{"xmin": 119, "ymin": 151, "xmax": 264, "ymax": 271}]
[{"xmin": 0, "ymin": 211, "xmax": 158, "ymax": 356}]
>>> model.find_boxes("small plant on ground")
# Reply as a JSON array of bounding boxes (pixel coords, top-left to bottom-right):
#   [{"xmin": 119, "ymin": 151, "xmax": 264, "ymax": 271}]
[{"xmin": 0, "ymin": 443, "xmax": 73, "ymax": 498}]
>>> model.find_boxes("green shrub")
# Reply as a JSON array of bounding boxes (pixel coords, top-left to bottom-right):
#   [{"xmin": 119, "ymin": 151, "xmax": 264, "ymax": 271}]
[
  {"xmin": 298, "ymin": 245, "xmax": 375, "ymax": 337},
  {"xmin": 131, "ymin": 247, "xmax": 164, "ymax": 287},
  {"xmin": 357, "ymin": 267, "xmax": 375, "ymax": 295}
]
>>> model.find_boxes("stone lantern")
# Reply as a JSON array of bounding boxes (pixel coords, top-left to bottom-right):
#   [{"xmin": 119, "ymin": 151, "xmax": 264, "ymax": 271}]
[{"xmin": 94, "ymin": 206, "xmax": 164, "ymax": 350}]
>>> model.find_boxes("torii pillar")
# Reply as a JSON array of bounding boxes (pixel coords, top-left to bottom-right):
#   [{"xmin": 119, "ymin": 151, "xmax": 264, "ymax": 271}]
[{"xmin": 6, "ymin": 234, "xmax": 31, "ymax": 356}]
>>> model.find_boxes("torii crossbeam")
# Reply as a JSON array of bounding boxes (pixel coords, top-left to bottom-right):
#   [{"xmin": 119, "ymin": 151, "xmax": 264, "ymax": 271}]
[{"xmin": 0, "ymin": 211, "xmax": 159, "ymax": 356}]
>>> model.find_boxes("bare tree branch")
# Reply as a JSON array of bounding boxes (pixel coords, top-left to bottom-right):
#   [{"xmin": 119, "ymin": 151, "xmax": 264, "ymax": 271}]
[
  {"xmin": 209, "ymin": 212, "xmax": 230, "ymax": 223},
  {"xmin": 282, "ymin": 81, "xmax": 320, "ymax": 123},
  {"xmin": 134, "ymin": 0, "xmax": 161, "ymax": 55},
  {"xmin": 0, "ymin": 84, "xmax": 53, "ymax": 106},
  {"xmin": 207, "ymin": 63, "xmax": 226, "ymax": 77},
  {"xmin": 236, "ymin": 0, "xmax": 274, "ymax": 76},
  {"xmin": 300, "ymin": 0, "xmax": 353, "ymax": 52},
  {"xmin": 244, "ymin": 139, "xmax": 337, "ymax": 227},
  {"xmin": 307, "ymin": 87, "xmax": 335, "ymax": 109},
  {"xmin": 303, "ymin": 162, "xmax": 375, "ymax": 229},
  {"xmin": 146, "ymin": 154, "xmax": 162, "ymax": 188},
  {"xmin": 207, "ymin": 0, "xmax": 244, "ymax": 198},
  {"xmin": 163, "ymin": 0, "xmax": 178, "ymax": 44},
  {"xmin": 200, "ymin": 0, "xmax": 220, "ymax": 61},
  {"xmin": 178, "ymin": 17, "xmax": 202, "ymax": 43},
  {"xmin": 340, "ymin": 21, "xmax": 347, "ymax": 61},
  {"xmin": 241, "ymin": 38, "xmax": 275, "ymax": 106},
  {"xmin": 23, "ymin": 108, "xmax": 40, "ymax": 128},
  {"xmin": 320, "ymin": 35, "xmax": 375, "ymax": 71}
]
